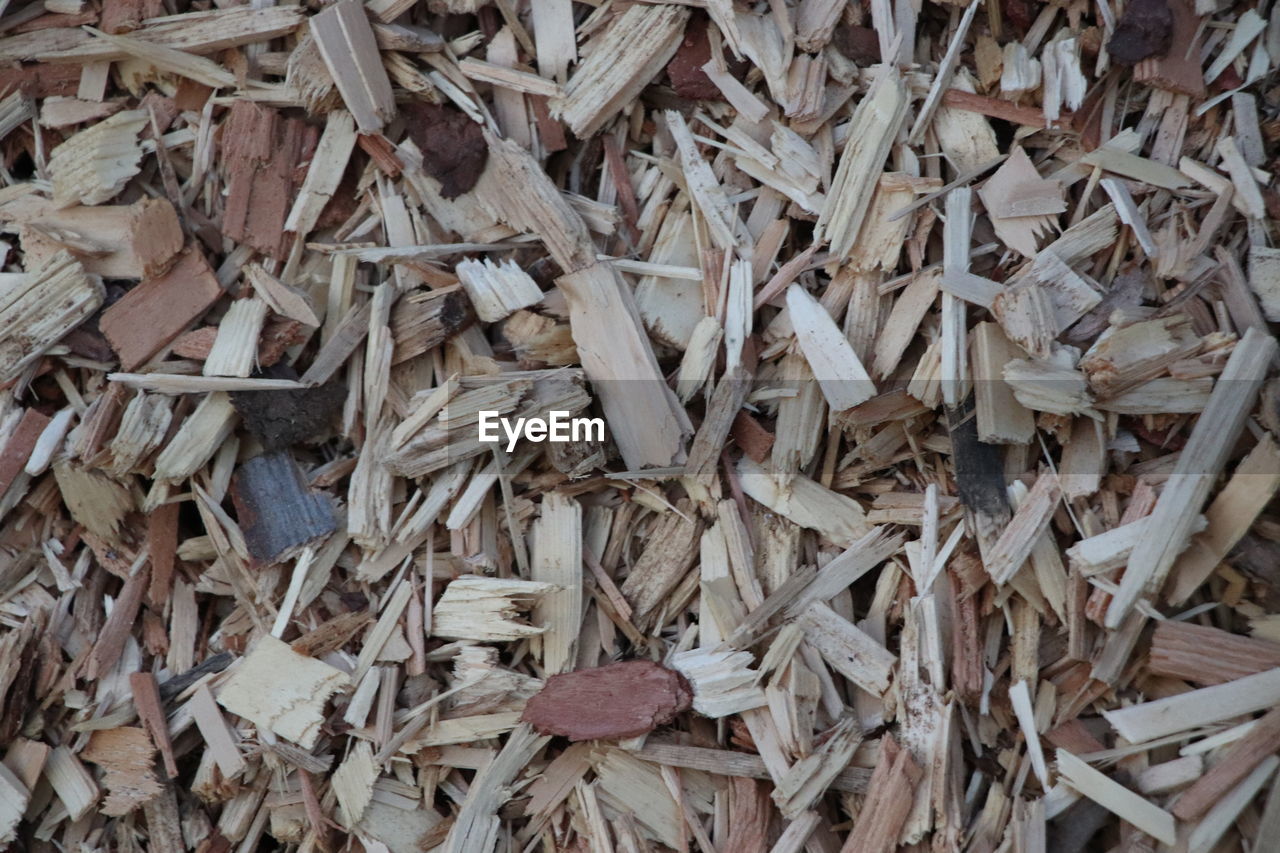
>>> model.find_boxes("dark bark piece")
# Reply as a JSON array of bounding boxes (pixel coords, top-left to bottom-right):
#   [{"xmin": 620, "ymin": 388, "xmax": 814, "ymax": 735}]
[
  {"xmin": 404, "ymin": 103, "xmax": 488, "ymax": 199},
  {"xmin": 832, "ymin": 25, "xmax": 882, "ymax": 66},
  {"xmin": 666, "ymin": 14, "xmax": 720, "ymax": 100},
  {"xmin": 1108, "ymin": 0, "xmax": 1174, "ymax": 65},
  {"xmin": 1046, "ymin": 798, "xmax": 1110, "ymax": 853},
  {"xmin": 230, "ymin": 451, "xmax": 337, "ymax": 565},
  {"xmin": 158, "ymin": 652, "xmax": 233, "ymax": 702},
  {"xmin": 945, "ymin": 398, "xmax": 1010, "ymax": 521},
  {"xmin": 0, "ymin": 611, "xmax": 45, "ymax": 746},
  {"xmin": 521, "ymin": 660, "xmax": 693, "ymax": 741},
  {"xmin": 945, "ymin": 397, "xmax": 1013, "ymax": 575},
  {"xmin": 229, "ymin": 367, "xmax": 345, "ymax": 451}
]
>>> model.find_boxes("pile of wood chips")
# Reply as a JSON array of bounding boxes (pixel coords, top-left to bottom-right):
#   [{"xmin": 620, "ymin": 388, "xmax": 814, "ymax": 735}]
[{"xmin": 4, "ymin": 0, "xmax": 1280, "ymax": 849}]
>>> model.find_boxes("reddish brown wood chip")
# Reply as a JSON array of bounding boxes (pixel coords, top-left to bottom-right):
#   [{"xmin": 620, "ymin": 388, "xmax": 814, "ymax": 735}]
[
  {"xmin": 405, "ymin": 103, "xmax": 488, "ymax": 199},
  {"xmin": 99, "ymin": 244, "xmax": 224, "ymax": 370},
  {"xmin": 521, "ymin": 660, "xmax": 693, "ymax": 741},
  {"xmin": 666, "ymin": 15, "xmax": 720, "ymax": 100},
  {"xmin": 0, "ymin": 409, "xmax": 51, "ymax": 496}
]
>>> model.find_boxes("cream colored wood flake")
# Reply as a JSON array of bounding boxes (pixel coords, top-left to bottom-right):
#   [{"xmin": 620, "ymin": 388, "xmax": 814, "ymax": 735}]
[
  {"xmin": 670, "ymin": 647, "xmax": 767, "ymax": 718},
  {"xmin": 151, "ymin": 392, "xmax": 238, "ymax": 482},
  {"xmin": 48, "ymin": 110, "xmax": 148, "ymax": 207},
  {"xmin": 432, "ymin": 575, "xmax": 555, "ymax": 641},
  {"xmin": 217, "ymin": 635, "xmax": 351, "ymax": 749},
  {"xmin": 796, "ymin": 601, "xmax": 896, "ymax": 696},
  {"xmin": 816, "ymin": 67, "xmax": 907, "ymax": 261},
  {"xmin": 737, "ymin": 457, "xmax": 869, "ymax": 547},
  {"xmin": 332, "ymin": 741, "xmax": 377, "ymax": 828},
  {"xmin": 786, "ymin": 284, "xmax": 876, "ymax": 411},
  {"xmin": 309, "ymin": 0, "xmax": 396, "ymax": 133},
  {"xmin": 1055, "ymin": 750, "xmax": 1176, "ymax": 845},
  {"xmin": 552, "ymin": 4, "xmax": 689, "ymax": 138},
  {"xmin": 456, "ymin": 258, "xmax": 543, "ymax": 322},
  {"xmin": 204, "ymin": 297, "xmax": 269, "ymax": 378},
  {"xmin": 0, "ymin": 250, "xmax": 104, "ymax": 383},
  {"xmin": 531, "ymin": 492, "xmax": 582, "ymax": 676},
  {"xmin": 0, "ymin": 764, "xmax": 27, "ymax": 845},
  {"xmin": 44, "ymin": 746, "xmax": 98, "ymax": 822}
]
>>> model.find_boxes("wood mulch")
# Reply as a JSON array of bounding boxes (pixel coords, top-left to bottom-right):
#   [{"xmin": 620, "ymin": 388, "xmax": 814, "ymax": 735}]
[{"xmin": 1, "ymin": 0, "xmax": 1280, "ymax": 850}]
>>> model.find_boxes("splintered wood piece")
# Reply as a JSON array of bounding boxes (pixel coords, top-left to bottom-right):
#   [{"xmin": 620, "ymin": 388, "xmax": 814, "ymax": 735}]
[
  {"xmin": 841, "ymin": 734, "xmax": 921, "ymax": 853},
  {"xmin": 48, "ymin": 109, "xmax": 148, "ymax": 207},
  {"xmin": 52, "ymin": 461, "xmax": 131, "ymax": 541},
  {"xmin": 772, "ymin": 717, "xmax": 863, "ymax": 818},
  {"xmin": 0, "ymin": 6, "xmax": 304, "ymax": 64},
  {"xmin": 217, "ymin": 635, "xmax": 350, "ymax": 748},
  {"xmin": 556, "ymin": 261, "xmax": 689, "ymax": 470},
  {"xmin": 456, "ymin": 257, "xmax": 543, "ymax": 322},
  {"xmin": 81, "ymin": 727, "xmax": 162, "ymax": 816},
  {"xmin": 1172, "ymin": 705, "xmax": 1280, "ymax": 821},
  {"xmin": 1149, "ymin": 621, "xmax": 1280, "ymax": 685},
  {"xmin": 431, "ymin": 575, "xmax": 555, "ymax": 641},
  {"xmin": 786, "ymin": 284, "xmax": 876, "ymax": 411},
  {"xmin": 245, "ymin": 264, "xmax": 319, "ymax": 327},
  {"xmin": 978, "ymin": 146, "xmax": 1063, "ymax": 257},
  {"xmin": 129, "ymin": 672, "xmax": 177, "ymax": 778},
  {"xmin": 475, "ymin": 132, "xmax": 593, "ymax": 272},
  {"xmin": 332, "ymin": 741, "xmax": 377, "ymax": 828},
  {"xmin": 1107, "ymin": 327, "xmax": 1278, "ymax": 627},
  {"xmin": 0, "ymin": 409, "xmax": 52, "ymax": 498},
  {"xmin": 284, "ymin": 109, "xmax": 358, "ymax": 238},
  {"xmin": 522, "ymin": 661, "xmax": 692, "ymax": 741},
  {"xmin": 1167, "ymin": 433, "xmax": 1280, "ymax": 603},
  {"xmin": 45, "ymin": 747, "xmax": 98, "ymax": 822},
  {"xmin": 552, "ymin": 4, "xmax": 689, "ymax": 138},
  {"xmin": 0, "ymin": 764, "xmax": 26, "ymax": 845},
  {"xmin": 230, "ymin": 451, "xmax": 336, "ymax": 565},
  {"xmin": 816, "ymin": 67, "xmax": 907, "ymax": 260},
  {"xmin": 619, "ymin": 502, "xmax": 702, "ymax": 629},
  {"xmin": 530, "ymin": 491, "xmax": 581, "ymax": 676},
  {"xmin": 99, "ymin": 244, "xmax": 224, "ymax": 370},
  {"xmin": 443, "ymin": 724, "xmax": 549, "ymax": 853},
  {"xmin": 19, "ymin": 197, "xmax": 183, "ymax": 280},
  {"xmin": 738, "ymin": 457, "xmax": 870, "ymax": 547},
  {"xmin": 1054, "ymin": 749, "xmax": 1176, "ymax": 844},
  {"xmin": 796, "ymin": 602, "xmax": 896, "ymax": 696},
  {"xmin": 1103, "ymin": 667, "xmax": 1280, "ymax": 742},
  {"xmin": 151, "ymin": 391, "xmax": 237, "ymax": 481},
  {"xmin": 203, "ymin": 297, "xmax": 269, "ymax": 378},
  {"xmin": 188, "ymin": 683, "xmax": 246, "ymax": 778},
  {"xmin": 985, "ymin": 470, "xmax": 1062, "ymax": 585},
  {"xmin": 0, "ymin": 250, "xmax": 103, "ymax": 383},
  {"xmin": 220, "ymin": 102, "xmax": 314, "ymax": 259},
  {"xmin": 670, "ymin": 647, "xmax": 767, "ymax": 717},
  {"xmin": 309, "ymin": 0, "xmax": 395, "ymax": 133},
  {"xmin": 971, "ymin": 322, "xmax": 1036, "ymax": 444},
  {"xmin": 666, "ymin": 109, "xmax": 750, "ymax": 252}
]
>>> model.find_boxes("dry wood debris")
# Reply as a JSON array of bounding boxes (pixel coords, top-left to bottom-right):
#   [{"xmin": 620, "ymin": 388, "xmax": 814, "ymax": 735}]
[{"xmin": 2, "ymin": 0, "xmax": 1280, "ymax": 850}]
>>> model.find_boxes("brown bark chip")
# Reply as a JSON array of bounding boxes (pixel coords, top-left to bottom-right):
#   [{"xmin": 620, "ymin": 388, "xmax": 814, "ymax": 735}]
[
  {"xmin": 1108, "ymin": 0, "xmax": 1174, "ymax": 64},
  {"xmin": 522, "ymin": 660, "xmax": 693, "ymax": 741},
  {"xmin": 404, "ymin": 103, "xmax": 488, "ymax": 199}
]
